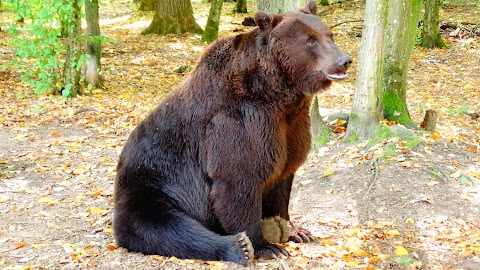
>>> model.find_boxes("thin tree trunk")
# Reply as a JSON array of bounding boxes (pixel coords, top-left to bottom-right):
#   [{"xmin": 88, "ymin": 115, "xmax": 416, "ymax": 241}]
[
  {"xmin": 63, "ymin": 0, "xmax": 83, "ymax": 97},
  {"xmin": 202, "ymin": 0, "xmax": 223, "ymax": 43},
  {"xmin": 142, "ymin": 0, "xmax": 202, "ymax": 35},
  {"xmin": 233, "ymin": 0, "xmax": 247, "ymax": 13},
  {"xmin": 382, "ymin": 0, "xmax": 421, "ymax": 127},
  {"xmin": 421, "ymin": 0, "xmax": 447, "ymax": 48},
  {"xmin": 345, "ymin": 0, "xmax": 387, "ymax": 141},
  {"xmin": 310, "ymin": 96, "xmax": 333, "ymax": 148},
  {"xmin": 85, "ymin": 0, "xmax": 103, "ymax": 88}
]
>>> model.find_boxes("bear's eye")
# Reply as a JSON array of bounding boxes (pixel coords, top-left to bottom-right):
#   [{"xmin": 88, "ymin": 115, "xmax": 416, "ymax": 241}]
[{"xmin": 307, "ymin": 38, "xmax": 316, "ymax": 46}]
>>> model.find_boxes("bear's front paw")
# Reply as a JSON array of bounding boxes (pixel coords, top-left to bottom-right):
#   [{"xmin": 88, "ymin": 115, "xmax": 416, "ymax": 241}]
[
  {"xmin": 289, "ymin": 226, "xmax": 315, "ymax": 243},
  {"xmin": 261, "ymin": 216, "xmax": 290, "ymax": 243},
  {"xmin": 254, "ymin": 243, "xmax": 289, "ymax": 259}
]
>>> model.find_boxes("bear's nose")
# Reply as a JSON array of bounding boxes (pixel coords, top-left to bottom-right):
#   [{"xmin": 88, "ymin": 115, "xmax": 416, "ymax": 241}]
[{"xmin": 337, "ymin": 55, "xmax": 352, "ymax": 71}]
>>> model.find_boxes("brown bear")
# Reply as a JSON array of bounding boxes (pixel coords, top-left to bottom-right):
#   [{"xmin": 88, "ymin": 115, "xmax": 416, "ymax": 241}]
[{"xmin": 113, "ymin": 0, "xmax": 351, "ymax": 266}]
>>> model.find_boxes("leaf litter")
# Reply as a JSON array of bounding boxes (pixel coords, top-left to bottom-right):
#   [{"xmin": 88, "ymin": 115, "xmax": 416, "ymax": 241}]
[{"xmin": 0, "ymin": 0, "xmax": 479, "ymax": 269}]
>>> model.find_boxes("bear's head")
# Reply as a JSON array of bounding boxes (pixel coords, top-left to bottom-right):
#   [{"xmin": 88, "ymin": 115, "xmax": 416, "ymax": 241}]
[{"xmin": 254, "ymin": 0, "xmax": 352, "ymax": 95}]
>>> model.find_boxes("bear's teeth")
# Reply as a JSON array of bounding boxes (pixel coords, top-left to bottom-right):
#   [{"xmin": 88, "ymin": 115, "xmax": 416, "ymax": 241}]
[{"xmin": 326, "ymin": 73, "xmax": 347, "ymax": 80}]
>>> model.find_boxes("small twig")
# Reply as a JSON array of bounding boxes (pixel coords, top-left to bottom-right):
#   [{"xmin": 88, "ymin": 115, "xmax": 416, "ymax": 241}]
[
  {"xmin": 330, "ymin": 19, "xmax": 363, "ymax": 29},
  {"xmin": 73, "ymin": 107, "xmax": 98, "ymax": 115},
  {"xmin": 363, "ymin": 158, "xmax": 379, "ymax": 200}
]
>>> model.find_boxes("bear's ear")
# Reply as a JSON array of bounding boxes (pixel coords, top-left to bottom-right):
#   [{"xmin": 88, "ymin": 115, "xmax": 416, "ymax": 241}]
[
  {"xmin": 300, "ymin": 0, "xmax": 318, "ymax": 15},
  {"xmin": 254, "ymin": 12, "xmax": 282, "ymax": 32}
]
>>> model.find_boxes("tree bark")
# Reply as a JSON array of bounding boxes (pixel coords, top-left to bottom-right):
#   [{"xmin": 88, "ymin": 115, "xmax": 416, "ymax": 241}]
[
  {"xmin": 233, "ymin": 0, "xmax": 247, "ymax": 13},
  {"xmin": 310, "ymin": 96, "xmax": 333, "ymax": 148},
  {"xmin": 423, "ymin": 110, "xmax": 438, "ymax": 132},
  {"xmin": 63, "ymin": 0, "xmax": 83, "ymax": 97},
  {"xmin": 382, "ymin": 0, "xmax": 421, "ymax": 127},
  {"xmin": 142, "ymin": 0, "xmax": 202, "ymax": 35},
  {"xmin": 139, "ymin": 0, "xmax": 156, "ymax": 11},
  {"xmin": 345, "ymin": 0, "xmax": 387, "ymax": 141},
  {"xmin": 421, "ymin": 0, "xmax": 447, "ymax": 48},
  {"xmin": 85, "ymin": 0, "xmax": 103, "ymax": 89},
  {"xmin": 257, "ymin": 0, "xmax": 307, "ymax": 13},
  {"xmin": 202, "ymin": 0, "xmax": 223, "ymax": 43}
]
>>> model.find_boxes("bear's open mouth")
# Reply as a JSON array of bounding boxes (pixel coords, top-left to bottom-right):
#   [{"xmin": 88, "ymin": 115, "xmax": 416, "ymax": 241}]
[{"xmin": 326, "ymin": 73, "xmax": 348, "ymax": 81}]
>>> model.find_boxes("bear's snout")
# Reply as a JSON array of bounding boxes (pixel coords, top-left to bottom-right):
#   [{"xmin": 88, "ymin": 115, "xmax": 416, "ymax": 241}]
[
  {"xmin": 337, "ymin": 55, "xmax": 352, "ymax": 71},
  {"xmin": 325, "ymin": 54, "xmax": 351, "ymax": 81}
]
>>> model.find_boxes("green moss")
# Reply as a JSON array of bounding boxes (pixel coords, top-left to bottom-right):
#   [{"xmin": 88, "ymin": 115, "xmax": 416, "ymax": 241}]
[
  {"xmin": 405, "ymin": 135, "xmax": 423, "ymax": 149},
  {"xmin": 314, "ymin": 125, "xmax": 333, "ymax": 147},
  {"xmin": 382, "ymin": 142, "xmax": 397, "ymax": 158},
  {"xmin": 382, "ymin": 91, "xmax": 413, "ymax": 125},
  {"xmin": 345, "ymin": 131, "xmax": 358, "ymax": 144},
  {"xmin": 369, "ymin": 125, "xmax": 395, "ymax": 145}
]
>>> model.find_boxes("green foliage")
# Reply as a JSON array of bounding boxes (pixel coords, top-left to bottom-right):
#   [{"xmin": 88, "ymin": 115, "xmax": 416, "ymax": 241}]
[
  {"xmin": 4, "ymin": 0, "xmax": 85, "ymax": 98},
  {"xmin": 448, "ymin": 101, "xmax": 472, "ymax": 115}
]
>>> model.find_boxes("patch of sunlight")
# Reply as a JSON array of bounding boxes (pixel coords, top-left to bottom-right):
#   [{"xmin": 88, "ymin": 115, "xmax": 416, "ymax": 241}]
[{"xmin": 100, "ymin": 15, "xmax": 131, "ymax": 26}]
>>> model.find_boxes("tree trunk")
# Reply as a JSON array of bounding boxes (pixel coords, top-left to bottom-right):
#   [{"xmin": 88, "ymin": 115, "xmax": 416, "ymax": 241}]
[
  {"xmin": 310, "ymin": 96, "xmax": 333, "ymax": 148},
  {"xmin": 139, "ymin": 0, "xmax": 156, "ymax": 11},
  {"xmin": 233, "ymin": 0, "xmax": 247, "ymax": 13},
  {"xmin": 85, "ymin": 0, "xmax": 103, "ymax": 89},
  {"xmin": 421, "ymin": 0, "xmax": 447, "ymax": 48},
  {"xmin": 257, "ymin": 0, "xmax": 307, "ymax": 13},
  {"xmin": 423, "ymin": 110, "xmax": 438, "ymax": 132},
  {"xmin": 142, "ymin": 0, "xmax": 202, "ymax": 35},
  {"xmin": 345, "ymin": 0, "xmax": 387, "ymax": 141},
  {"xmin": 202, "ymin": 0, "xmax": 223, "ymax": 43},
  {"xmin": 63, "ymin": 0, "xmax": 83, "ymax": 97},
  {"xmin": 382, "ymin": 0, "xmax": 421, "ymax": 127}
]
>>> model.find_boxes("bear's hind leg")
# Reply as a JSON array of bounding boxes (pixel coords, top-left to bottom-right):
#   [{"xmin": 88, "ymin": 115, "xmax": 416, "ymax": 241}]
[{"xmin": 114, "ymin": 210, "xmax": 253, "ymax": 266}]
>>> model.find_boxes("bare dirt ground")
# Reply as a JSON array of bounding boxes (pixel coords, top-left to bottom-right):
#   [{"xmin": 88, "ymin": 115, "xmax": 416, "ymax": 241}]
[{"xmin": 0, "ymin": 1, "xmax": 479, "ymax": 269}]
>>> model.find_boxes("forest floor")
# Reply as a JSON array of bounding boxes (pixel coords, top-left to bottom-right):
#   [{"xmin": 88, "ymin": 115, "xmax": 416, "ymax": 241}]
[{"xmin": 0, "ymin": 0, "xmax": 479, "ymax": 269}]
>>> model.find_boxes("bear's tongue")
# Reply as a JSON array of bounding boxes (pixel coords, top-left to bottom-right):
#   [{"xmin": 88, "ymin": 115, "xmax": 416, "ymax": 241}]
[{"xmin": 326, "ymin": 73, "xmax": 347, "ymax": 81}]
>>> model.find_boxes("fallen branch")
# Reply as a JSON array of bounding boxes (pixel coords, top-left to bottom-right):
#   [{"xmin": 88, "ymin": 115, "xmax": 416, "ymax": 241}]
[
  {"xmin": 363, "ymin": 158, "xmax": 379, "ymax": 201},
  {"xmin": 330, "ymin": 19, "xmax": 363, "ymax": 29}
]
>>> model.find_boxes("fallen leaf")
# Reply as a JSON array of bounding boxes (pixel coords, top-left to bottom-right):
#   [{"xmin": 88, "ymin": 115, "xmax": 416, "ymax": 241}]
[
  {"xmin": 86, "ymin": 207, "xmax": 108, "ymax": 215},
  {"xmin": 106, "ymin": 243, "xmax": 118, "ymax": 251},
  {"xmin": 395, "ymin": 246, "xmax": 408, "ymax": 256},
  {"xmin": 323, "ymin": 170, "xmax": 336, "ymax": 176},
  {"xmin": 14, "ymin": 241, "xmax": 27, "ymax": 249},
  {"xmin": 38, "ymin": 198, "xmax": 58, "ymax": 205},
  {"xmin": 427, "ymin": 181, "xmax": 439, "ymax": 186}
]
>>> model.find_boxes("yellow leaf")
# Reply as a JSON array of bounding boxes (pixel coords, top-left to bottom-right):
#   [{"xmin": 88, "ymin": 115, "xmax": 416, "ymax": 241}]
[
  {"xmin": 103, "ymin": 227, "xmax": 114, "ymax": 233},
  {"xmin": 427, "ymin": 181, "xmax": 439, "ymax": 186},
  {"xmin": 460, "ymin": 193, "xmax": 473, "ymax": 201},
  {"xmin": 352, "ymin": 247, "xmax": 369, "ymax": 257},
  {"xmin": 386, "ymin": 229, "xmax": 401, "ymax": 238},
  {"xmin": 405, "ymin": 218, "xmax": 415, "ymax": 225},
  {"xmin": 395, "ymin": 246, "xmax": 408, "ymax": 256},
  {"xmin": 323, "ymin": 170, "xmax": 336, "ymax": 176},
  {"xmin": 86, "ymin": 207, "xmax": 108, "ymax": 215},
  {"xmin": 38, "ymin": 198, "xmax": 58, "ymax": 205},
  {"xmin": 31, "ymin": 243, "xmax": 49, "ymax": 249}
]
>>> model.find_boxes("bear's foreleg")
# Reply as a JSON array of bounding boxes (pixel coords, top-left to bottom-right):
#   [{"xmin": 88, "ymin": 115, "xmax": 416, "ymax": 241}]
[{"xmin": 206, "ymin": 112, "xmax": 289, "ymax": 259}]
